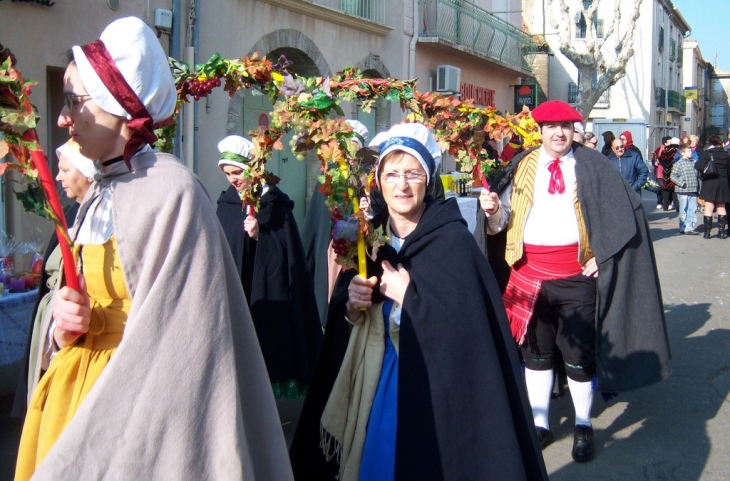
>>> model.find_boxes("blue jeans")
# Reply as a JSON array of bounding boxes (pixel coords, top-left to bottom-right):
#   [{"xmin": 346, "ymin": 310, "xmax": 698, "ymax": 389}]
[{"xmin": 678, "ymin": 194, "xmax": 698, "ymax": 232}]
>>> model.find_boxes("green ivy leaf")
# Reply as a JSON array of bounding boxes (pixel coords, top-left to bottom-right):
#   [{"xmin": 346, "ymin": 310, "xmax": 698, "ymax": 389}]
[{"xmin": 14, "ymin": 184, "xmax": 47, "ymax": 219}]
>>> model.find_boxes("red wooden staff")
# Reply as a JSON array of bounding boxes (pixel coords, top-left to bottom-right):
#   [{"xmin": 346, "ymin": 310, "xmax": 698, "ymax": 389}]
[{"xmin": 26, "ymin": 133, "xmax": 78, "ymax": 292}]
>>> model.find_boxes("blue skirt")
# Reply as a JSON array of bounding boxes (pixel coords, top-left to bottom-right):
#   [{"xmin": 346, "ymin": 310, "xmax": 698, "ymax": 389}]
[{"xmin": 359, "ymin": 299, "xmax": 398, "ymax": 481}]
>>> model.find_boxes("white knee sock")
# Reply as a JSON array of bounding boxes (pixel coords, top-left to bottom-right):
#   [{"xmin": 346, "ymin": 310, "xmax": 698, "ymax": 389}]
[
  {"xmin": 567, "ymin": 377, "xmax": 594, "ymax": 427},
  {"xmin": 524, "ymin": 368, "xmax": 554, "ymax": 430}
]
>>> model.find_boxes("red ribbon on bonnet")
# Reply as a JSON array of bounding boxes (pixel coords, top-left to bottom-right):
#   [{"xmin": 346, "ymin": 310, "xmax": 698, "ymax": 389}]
[{"xmin": 79, "ymin": 40, "xmax": 163, "ymax": 171}]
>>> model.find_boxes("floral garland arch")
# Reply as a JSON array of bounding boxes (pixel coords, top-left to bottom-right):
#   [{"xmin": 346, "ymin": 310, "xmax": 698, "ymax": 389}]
[
  {"xmin": 167, "ymin": 53, "xmax": 541, "ymax": 271},
  {"xmin": 0, "ymin": 46, "xmax": 540, "ymax": 279}
]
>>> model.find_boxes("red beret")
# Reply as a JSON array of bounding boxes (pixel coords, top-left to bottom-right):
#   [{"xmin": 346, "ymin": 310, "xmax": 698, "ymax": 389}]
[{"xmin": 531, "ymin": 100, "xmax": 584, "ymax": 124}]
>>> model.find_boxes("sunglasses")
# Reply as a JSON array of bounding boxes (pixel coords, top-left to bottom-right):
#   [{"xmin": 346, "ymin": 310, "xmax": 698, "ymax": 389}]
[{"xmin": 64, "ymin": 93, "xmax": 92, "ymax": 111}]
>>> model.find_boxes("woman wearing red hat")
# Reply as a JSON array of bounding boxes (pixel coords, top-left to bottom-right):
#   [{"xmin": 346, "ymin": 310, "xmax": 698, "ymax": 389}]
[
  {"xmin": 477, "ymin": 99, "xmax": 669, "ymax": 463},
  {"xmin": 15, "ymin": 17, "xmax": 291, "ymax": 480}
]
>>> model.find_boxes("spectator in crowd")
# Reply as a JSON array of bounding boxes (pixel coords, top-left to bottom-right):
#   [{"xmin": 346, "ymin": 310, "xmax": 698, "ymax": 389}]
[
  {"xmin": 653, "ymin": 136, "xmax": 672, "ymax": 208},
  {"xmin": 670, "ymin": 144, "xmax": 701, "ymax": 235},
  {"xmin": 675, "ymin": 137, "xmax": 699, "ymax": 162},
  {"xmin": 659, "ymin": 138, "xmax": 681, "ymax": 212},
  {"xmin": 601, "ymin": 131, "xmax": 615, "ymax": 157},
  {"xmin": 573, "ymin": 122, "xmax": 584, "ymax": 144},
  {"xmin": 696, "ymin": 135, "xmax": 730, "ymax": 239},
  {"xmin": 620, "ymin": 131, "xmax": 644, "ymax": 161},
  {"xmin": 583, "ymin": 132, "xmax": 598, "ymax": 149},
  {"xmin": 608, "ymin": 138, "xmax": 648, "ymax": 196}
]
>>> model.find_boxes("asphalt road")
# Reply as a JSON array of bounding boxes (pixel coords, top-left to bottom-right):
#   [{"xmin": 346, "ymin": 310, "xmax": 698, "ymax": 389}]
[
  {"xmin": 1, "ymin": 191, "xmax": 729, "ymax": 480},
  {"xmin": 542, "ymin": 192, "xmax": 730, "ymax": 480}
]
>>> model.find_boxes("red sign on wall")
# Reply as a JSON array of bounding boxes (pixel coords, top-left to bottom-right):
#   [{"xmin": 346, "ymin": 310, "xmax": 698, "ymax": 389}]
[{"xmin": 460, "ymin": 82, "xmax": 495, "ymax": 107}]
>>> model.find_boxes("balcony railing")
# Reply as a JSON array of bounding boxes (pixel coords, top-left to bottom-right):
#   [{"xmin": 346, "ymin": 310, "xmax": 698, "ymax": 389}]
[
  {"xmin": 419, "ymin": 0, "xmax": 539, "ymax": 74},
  {"xmin": 667, "ymin": 89, "xmax": 686, "ymax": 114},
  {"xmin": 568, "ymin": 82, "xmax": 610, "ymax": 105},
  {"xmin": 338, "ymin": 0, "xmax": 385, "ymax": 24}
]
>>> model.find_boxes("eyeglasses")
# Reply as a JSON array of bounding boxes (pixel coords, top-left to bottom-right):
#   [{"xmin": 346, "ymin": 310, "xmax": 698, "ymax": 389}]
[
  {"xmin": 613, "ymin": 146, "xmax": 625, "ymax": 150},
  {"xmin": 381, "ymin": 171, "xmax": 426, "ymax": 183},
  {"xmin": 63, "ymin": 93, "xmax": 92, "ymax": 111}
]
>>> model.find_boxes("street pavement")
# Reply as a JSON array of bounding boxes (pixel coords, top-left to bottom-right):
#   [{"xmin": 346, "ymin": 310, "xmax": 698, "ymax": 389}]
[
  {"xmin": 542, "ymin": 192, "xmax": 730, "ymax": 480},
  {"xmin": 1, "ymin": 191, "xmax": 729, "ymax": 480}
]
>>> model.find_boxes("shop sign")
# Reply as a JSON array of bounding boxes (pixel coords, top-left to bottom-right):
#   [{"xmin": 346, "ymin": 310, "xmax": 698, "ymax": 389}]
[
  {"xmin": 513, "ymin": 84, "xmax": 537, "ymax": 112},
  {"xmin": 460, "ymin": 82, "xmax": 495, "ymax": 107}
]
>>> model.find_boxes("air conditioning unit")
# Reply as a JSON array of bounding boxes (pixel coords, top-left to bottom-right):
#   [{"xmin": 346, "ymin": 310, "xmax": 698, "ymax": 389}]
[{"xmin": 436, "ymin": 65, "xmax": 461, "ymax": 93}]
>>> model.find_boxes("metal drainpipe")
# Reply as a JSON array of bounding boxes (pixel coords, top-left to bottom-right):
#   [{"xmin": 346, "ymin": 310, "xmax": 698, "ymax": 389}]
[
  {"xmin": 192, "ymin": 0, "xmax": 200, "ymax": 174},
  {"xmin": 408, "ymin": 0, "xmax": 418, "ymax": 80},
  {"xmin": 170, "ymin": 0, "xmax": 182, "ymax": 159}
]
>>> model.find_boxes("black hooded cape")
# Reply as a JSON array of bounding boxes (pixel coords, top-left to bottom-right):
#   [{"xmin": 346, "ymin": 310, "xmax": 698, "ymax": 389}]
[
  {"xmin": 476, "ymin": 143, "xmax": 671, "ymax": 393},
  {"xmin": 290, "ymin": 196, "xmax": 548, "ymax": 481},
  {"xmin": 216, "ymin": 185, "xmax": 322, "ymax": 386}
]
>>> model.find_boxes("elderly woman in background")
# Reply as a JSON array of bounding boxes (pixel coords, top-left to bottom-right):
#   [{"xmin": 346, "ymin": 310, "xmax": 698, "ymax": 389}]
[
  {"xmin": 15, "ymin": 17, "xmax": 291, "ymax": 480},
  {"xmin": 583, "ymin": 132, "xmax": 599, "ymax": 149},
  {"xmin": 696, "ymin": 135, "xmax": 730, "ymax": 238},
  {"xmin": 290, "ymin": 123, "xmax": 547, "ymax": 481},
  {"xmin": 12, "ymin": 140, "xmax": 98, "ymax": 418}
]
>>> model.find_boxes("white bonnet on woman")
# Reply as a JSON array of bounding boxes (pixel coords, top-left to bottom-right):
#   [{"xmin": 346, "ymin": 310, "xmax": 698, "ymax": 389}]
[{"xmin": 368, "ymin": 123, "xmax": 442, "ymax": 188}]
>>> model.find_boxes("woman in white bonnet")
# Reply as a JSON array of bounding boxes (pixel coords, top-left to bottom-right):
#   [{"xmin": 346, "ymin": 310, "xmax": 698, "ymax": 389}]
[
  {"xmin": 290, "ymin": 123, "xmax": 547, "ymax": 481},
  {"xmin": 16, "ymin": 16, "xmax": 291, "ymax": 480},
  {"xmin": 13, "ymin": 139, "xmax": 97, "ymax": 420}
]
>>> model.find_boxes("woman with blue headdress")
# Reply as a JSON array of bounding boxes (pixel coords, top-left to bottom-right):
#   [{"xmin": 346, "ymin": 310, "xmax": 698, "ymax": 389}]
[{"xmin": 289, "ymin": 123, "xmax": 547, "ymax": 481}]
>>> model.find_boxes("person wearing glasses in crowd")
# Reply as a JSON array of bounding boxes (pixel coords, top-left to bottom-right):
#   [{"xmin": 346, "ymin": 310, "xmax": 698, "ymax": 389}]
[
  {"xmin": 15, "ymin": 17, "xmax": 292, "ymax": 480},
  {"xmin": 477, "ymin": 100, "xmax": 669, "ymax": 463},
  {"xmin": 619, "ymin": 131, "xmax": 644, "ymax": 162},
  {"xmin": 583, "ymin": 132, "xmax": 599, "ymax": 149},
  {"xmin": 290, "ymin": 123, "xmax": 548, "ymax": 481},
  {"xmin": 608, "ymin": 138, "xmax": 648, "ymax": 196}
]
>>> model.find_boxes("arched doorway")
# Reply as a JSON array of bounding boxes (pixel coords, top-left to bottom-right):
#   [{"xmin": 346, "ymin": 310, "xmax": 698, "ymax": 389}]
[{"xmin": 227, "ymin": 30, "xmax": 331, "ymax": 227}]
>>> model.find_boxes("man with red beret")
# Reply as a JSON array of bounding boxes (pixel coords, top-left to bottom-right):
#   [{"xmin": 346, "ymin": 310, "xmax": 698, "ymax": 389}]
[{"xmin": 476, "ymin": 100, "xmax": 670, "ymax": 462}]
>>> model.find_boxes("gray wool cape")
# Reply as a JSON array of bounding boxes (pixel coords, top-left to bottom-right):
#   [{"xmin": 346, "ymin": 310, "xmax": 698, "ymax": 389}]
[
  {"xmin": 476, "ymin": 143, "xmax": 671, "ymax": 393},
  {"xmin": 32, "ymin": 152, "xmax": 293, "ymax": 480}
]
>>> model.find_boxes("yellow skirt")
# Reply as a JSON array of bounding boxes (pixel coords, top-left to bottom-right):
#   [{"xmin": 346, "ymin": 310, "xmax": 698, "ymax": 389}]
[{"xmin": 15, "ymin": 236, "xmax": 129, "ymax": 480}]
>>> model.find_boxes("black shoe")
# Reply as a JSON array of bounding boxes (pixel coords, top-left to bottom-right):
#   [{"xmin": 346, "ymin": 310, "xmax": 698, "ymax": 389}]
[
  {"xmin": 572, "ymin": 425, "xmax": 594, "ymax": 462},
  {"xmin": 536, "ymin": 427, "xmax": 554, "ymax": 450}
]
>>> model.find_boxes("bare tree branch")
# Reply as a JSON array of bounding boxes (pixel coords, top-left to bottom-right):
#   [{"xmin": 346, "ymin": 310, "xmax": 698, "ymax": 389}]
[{"xmin": 545, "ymin": 0, "xmax": 643, "ymax": 119}]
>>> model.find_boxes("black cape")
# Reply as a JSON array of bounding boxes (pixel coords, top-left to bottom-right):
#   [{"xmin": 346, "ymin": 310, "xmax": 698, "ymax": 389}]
[
  {"xmin": 216, "ymin": 185, "xmax": 322, "ymax": 385},
  {"xmin": 300, "ymin": 186, "xmax": 332, "ymax": 326},
  {"xmin": 476, "ymin": 143, "xmax": 671, "ymax": 393},
  {"xmin": 290, "ymin": 197, "xmax": 548, "ymax": 481},
  {"xmin": 12, "ymin": 203, "xmax": 79, "ymax": 419}
]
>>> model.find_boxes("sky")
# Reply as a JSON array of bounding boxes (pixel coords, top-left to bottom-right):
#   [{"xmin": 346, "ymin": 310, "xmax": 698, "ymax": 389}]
[{"xmin": 671, "ymin": 0, "xmax": 728, "ymax": 71}]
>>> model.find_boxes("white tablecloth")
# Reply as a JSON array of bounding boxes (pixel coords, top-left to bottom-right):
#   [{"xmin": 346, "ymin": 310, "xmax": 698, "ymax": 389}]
[
  {"xmin": 0, "ymin": 288, "xmax": 39, "ymax": 395},
  {"xmin": 455, "ymin": 196, "xmax": 479, "ymax": 233}
]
